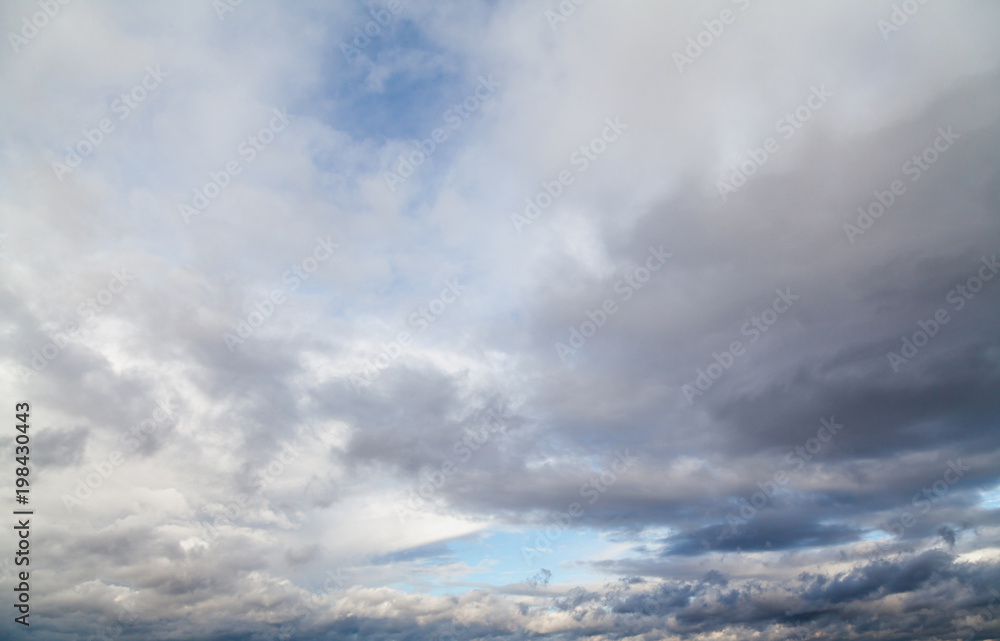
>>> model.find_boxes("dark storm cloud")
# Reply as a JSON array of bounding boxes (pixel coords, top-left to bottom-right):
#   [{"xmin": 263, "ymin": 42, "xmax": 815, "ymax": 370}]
[
  {"xmin": 257, "ymin": 553, "xmax": 996, "ymax": 641},
  {"xmin": 662, "ymin": 514, "xmax": 863, "ymax": 556},
  {"xmin": 377, "ymin": 74, "xmax": 1000, "ymax": 546}
]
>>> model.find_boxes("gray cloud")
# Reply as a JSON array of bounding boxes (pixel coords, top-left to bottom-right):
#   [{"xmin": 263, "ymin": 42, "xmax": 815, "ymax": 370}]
[{"xmin": 2, "ymin": 0, "xmax": 999, "ymax": 639}]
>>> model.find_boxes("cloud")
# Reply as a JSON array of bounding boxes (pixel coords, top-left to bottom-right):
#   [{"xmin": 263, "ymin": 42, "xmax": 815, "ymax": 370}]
[{"xmin": 2, "ymin": 0, "xmax": 1000, "ymax": 639}]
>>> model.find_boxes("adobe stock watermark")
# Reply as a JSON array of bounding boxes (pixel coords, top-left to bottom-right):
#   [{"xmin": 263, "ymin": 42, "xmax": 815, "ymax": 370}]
[
  {"xmin": 726, "ymin": 417, "xmax": 844, "ymax": 533},
  {"xmin": 682, "ymin": 287, "xmax": 799, "ymax": 404},
  {"xmin": 877, "ymin": 0, "xmax": 931, "ymax": 41},
  {"xmin": 201, "ymin": 439, "xmax": 303, "ymax": 544},
  {"xmin": 7, "ymin": 0, "xmax": 72, "ymax": 54},
  {"xmin": 350, "ymin": 278, "xmax": 467, "ymax": 392},
  {"xmin": 180, "ymin": 108, "xmax": 291, "ymax": 223},
  {"xmin": 717, "ymin": 85, "xmax": 832, "ymax": 201},
  {"xmin": 52, "ymin": 65, "xmax": 169, "ymax": 182},
  {"xmin": 555, "ymin": 245, "xmax": 672, "ymax": 363},
  {"xmin": 511, "ymin": 117, "xmax": 628, "ymax": 234},
  {"xmin": 393, "ymin": 402, "xmax": 513, "ymax": 523},
  {"xmin": 865, "ymin": 458, "xmax": 971, "ymax": 563},
  {"xmin": 383, "ymin": 76, "xmax": 501, "ymax": 191},
  {"xmin": 80, "ymin": 592, "xmax": 144, "ymax": 641},
  {"xmin": 956, "ymin": 588, "xmax": 1000, "ymax": 641},
  {"xmin": 213, "ymin": 0, "xmax": 243, "ymax": 21},
  {"xmin": 340, "ymin": 1, "xmax": 407, "ymax": 61},
  {"xmin": 223, "ymin": 235, "xmax": 340, "ymax": 352},
  {"xmin": 887, "ymin": 251, "xmax": 997, "ymax": 372},
  {"xmin": 251, "ymin": 566, "xmax": 349, "ymax": 641},
  {"xmin": 61, "ymin": 398, "xmax": 178, "ymax": 513},
  {"xmin": 544, "ymin": 0, "xmax": 587, "ymax": 31},
  {"xmin": 673, "ymin": 0, "xmax": 752, "ymax": 74},
  {"xmin": 522, "ymin": 448, "xmax": 638, "ymax": 566},
  {"xmin": 17, "ymin": 267, "xmax": 137, "ymax": 383},
  {"xmin": 843, "ymin": 126, "xmax": 959, "ymax": 243}
]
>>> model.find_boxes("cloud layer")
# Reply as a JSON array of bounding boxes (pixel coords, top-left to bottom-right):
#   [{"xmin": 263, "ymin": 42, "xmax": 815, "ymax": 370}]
[{"xmin": 1, "ymin": 0, "xmax": 999, "ymax": 639}]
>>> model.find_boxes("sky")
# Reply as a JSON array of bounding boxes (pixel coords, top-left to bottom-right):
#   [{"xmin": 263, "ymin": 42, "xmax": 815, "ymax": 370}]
[{"xmin": 1, "ymin": 1, "xmax": 1000, "ymax": 640}]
